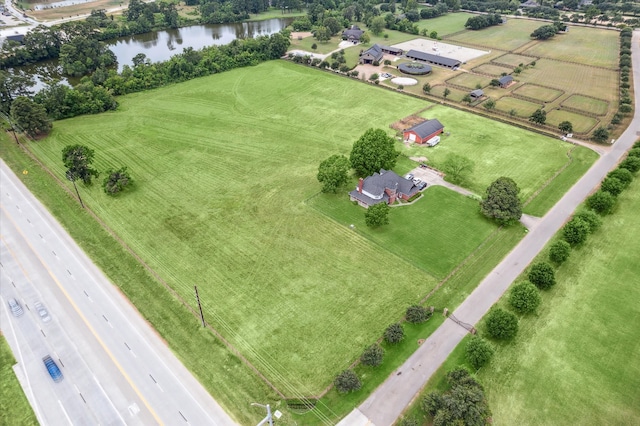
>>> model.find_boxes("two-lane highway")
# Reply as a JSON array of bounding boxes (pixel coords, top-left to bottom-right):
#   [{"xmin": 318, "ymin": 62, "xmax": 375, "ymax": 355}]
[{"xmin": 0, "ymin": 159, "xmax": 236, "ymax": 425}]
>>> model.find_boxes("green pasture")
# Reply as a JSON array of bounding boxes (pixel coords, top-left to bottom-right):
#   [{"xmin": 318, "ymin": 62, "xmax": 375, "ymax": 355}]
[
  {"xmin": 289, "ymin": 34, "xmax": 344, "ymax": 54},
  {"xmin": 562, "ymin": 94, "xmax": 609, "ymax": 116},
  {"xmin": 249, "ymin": 8, "xmax": 305, "ymax": 21},
  {"xmin": 445, "ymin": 72, "xmax": 492, "ymax": 90},
  {"xmin": 512, "ymin": 83, "xmax": 563, "ymax": 103},
  {"xmin": 494, "ymin": 96, "xmax": 542, "ymax": 117},
  {"xmin": 448, "ymin": 19, "xmax": 542, "ymax": 51},
  {"xmin": 546, "ymin": 109, "xmax": 599, "ymax": 134},
  {"xmin": 521, "ymin": 26, "xmax": 619, "ymax": 68},
  {"xmin": 472, "ymin": 63, "xmax": 513, "ymax": 76},
  {"xmin": 492, "ymin": 53, "xmax": 537, "ymax": 67},
  {"xmin": 415, "ymin": 12, "xmax": 475, "ymax": 37},
  {"xmin": 481, "ymin": 178, "xmax": 640, "ymax": 425},
  {"xmin": 521, "ymin": 59, "xmax": 618, "ymax": 101},
  {"xmin": 413, "ymin": 105, "xmax": 577, "ymax": 201},
  {"xmin": 431, "ymin": 85, "xmax": 467, "ymax": 101},
  {"xmin": 28, "ymin": 61, "xmax": 442, "ymax": 395},
  {"xmin": 309, "ymin": 186, "xmax": 498, "ymax": 280},
  {"xmin": 0, "ymin": 335, "xmax": 37, "ymax": 426}
]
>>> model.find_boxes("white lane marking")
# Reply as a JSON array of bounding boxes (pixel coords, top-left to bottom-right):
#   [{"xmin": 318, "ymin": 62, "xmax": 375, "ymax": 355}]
[
  {"xmin": 58, "ymin": 400, "xmax": 73, "ymax": 425},
  {"xmin": 93, "ymin": 375, "xmax": 127, "ymax": 425}
]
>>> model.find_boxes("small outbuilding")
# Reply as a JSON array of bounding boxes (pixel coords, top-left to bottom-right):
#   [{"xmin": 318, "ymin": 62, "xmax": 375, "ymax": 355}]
[
  {"xmin": 403, "ymin": 119, "xmax": 445, "ymax": 144},
  {"xmin": 470, "ymin": 89, "xmax": 484, "ymax": 99},
  {"xmin": 498, "ymin": 75, "xmax": 513, "ymax": 88},
  {"xmin": 342, "ymin": 25, "xmax": 364, "ymax": 42},
  {"xmin": 360, "ymin": 44, "xmax": 384, "ymax": 64}
]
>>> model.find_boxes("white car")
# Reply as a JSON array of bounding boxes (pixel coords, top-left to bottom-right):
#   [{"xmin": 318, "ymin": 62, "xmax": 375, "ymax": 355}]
[
  {"xmin": 405, "ymin": 173, "xmax": 414, "ymax": 181},
  {"xmin": 34, "ymin": 302, "xmax": 51, "ymax": 323},
  {"xmin": 413, "ymin": 178, "xmax": 422, "ymax": 185}
]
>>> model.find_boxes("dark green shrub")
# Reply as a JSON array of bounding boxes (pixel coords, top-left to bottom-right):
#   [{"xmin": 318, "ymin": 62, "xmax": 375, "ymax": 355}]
[
  {"xmin": 509, "ymin": 281, "xmax": 542, "ymax": 314},
  {"xmin": 334, "ymin": 370, "xmax": 361, "ymax": 393},
  {"xmin": 406, "ymin": 305, "xmax": 431, "ymax": 323},
  {"xmin": 486, "ymin": 308, "xmax": 518, "ymax": 340},
  {"xmin": 620, "ymin": 156, "xmax": 640, "ymax": 173},
  {"xmin": 587, "ymin": 190, "xmax": 616, "ymax": 215},
  {"xmin": 607, "ymin": 168, "xmax": 633, "ymax": 187},
  {"xmin": 601, "ymin": 176, "xmax": 624, "ymax": 196},
  {"xmin": 549, "ymin": 240, "xmax": 571, "ymax": 264},
  {"xmin": 573, "ymin": 210, "xmax": 602, "ymax": 233},
  {"xmin": 465, "ymin": 336, "xmax": 494, "ymax": 369},
  {"xmin": 384, "ymin": 323, "xmax": 405, "ymax": 344},
  {"xmin": 528, "ymin": 262, "xmax": 556, "ymax": 290},
  {"xmin": 360, "ymin": 344, "xmax": 384, "ymax": 367},
  {"xmin": 563, "ymin": 217, "xmax": 590, "ymax": 245}
]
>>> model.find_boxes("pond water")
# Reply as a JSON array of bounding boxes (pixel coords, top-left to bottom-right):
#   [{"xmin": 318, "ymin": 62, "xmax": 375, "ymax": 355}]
[{"xmin": 15, "ymin": 17, "xmax": 293, "ymax": 89}]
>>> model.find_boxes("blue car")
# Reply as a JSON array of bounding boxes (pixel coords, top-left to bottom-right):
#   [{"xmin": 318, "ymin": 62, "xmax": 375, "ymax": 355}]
[{"xmin": 42, "ymin": 356, "xmax": 63, "ymax": 383}]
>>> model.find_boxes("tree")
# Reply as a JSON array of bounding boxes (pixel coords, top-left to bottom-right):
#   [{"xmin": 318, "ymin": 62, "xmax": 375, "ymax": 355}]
[
  {"xmin": 530, "ymin": 24, "xmax": 558, "ymax": 39},
  {"xmin": 600, "ymin": 176, "xmax": 624, "ymax": 196},
  {"xmin": 406, "ymin": 305, "xmax": 431, "ymax": 323},
  {"xmin": 384, "ymin": 322, "xmax": 405, "ymax": 344},
  {"xmin": 317, "ymin": 155, "xmax": 350, "ymax": 193},
  {"xmin": 592, "ymin": 126, "xmax": 609, "ymax": 143},
  {"xmin": 529, "ymin": 108, "xmax": 547, "ymax": 125},
  {"xmin": 361, "ymin": 344, "xmax": 384, "ymax": 366},
  {"xmin": 462, "ymin": 94, "xmax": 472, "ymax": 104},
  {"xmin": 314, "ymin": 26, "xmax": 331, "ymax": 43},
  {"xmin": 490, "ymin": 79, "xmax": 500, "ymax": 87},
  {"xmin": 483, "ymin": 98, "xmax": 496, "ymax": 110},
  {"xmin": 423, "ymin": 83, "xmax": 432, "ymax": 94},
  {"xmin": 62, "ymin": 145, "xmax": 99, "ymax": 207},
  {"xmin": 359, "ymin": 32, "xmax": 370, "ymax": 44},
  {"xmin": 370, "ymin": 16, "xmax": 386, "ymax": 35},
  {"xmin": 485, "ymin": 308, "xmax": 518, "ymax": 340},
  {"xmin": 103, "ymin": 167, "xmax": 132, "ymax": 195},
  {"xmin": 573, "ymin": 210, "xmax": 602, "ymax": 233},
  {"xmin": 311, "ymin": 43, "xmax": 317, "ymax": 50},
  {"xmin": 509, "ymin": 281, "xmax": 542, "ymax": 314},
  {"xmin": 334, "ymin": 369, "xmax": 361, "ymax": 393},
  {"xmin": 620, "ymin": 156, "xmax": 640, "ymax": 173},
  {"xmin": 365, "ymin": 202, "xmax": 390, "ymax": 227},
  {"xmin": 0, "ymin": 70, "xmax": 34, "ymax": 115},
  {"xmin": 607, "ymin": 168, "xmax": 633, "ymax": 187},
  {"xmin": 323, "ymin": 17, "xmax": 341, "ymax": 36},
  {"xmin": 528, "ymin": 262, "xmax": 556, "ymax": 290},
  {"xmin": 558, "ymin": 121, "xmax": 573, "ymax": 134},
  {"xmin": 549, "ymin": 240, "xmax": 571, "ymax": 264},
  {"xmin": 441, "ymin": 154, "xmax": 474, "ymax": 184},
  {"xmin": 480, "ymin": 177, "xmax": 522, "ymax": 225},
  {"xmin": 349, "ymin": 128, "xmax": 399, "ymax": 177},
  {"xmin": 465, "ymin": 336, "xmax": 494, "ymax": 370},
  {"xmin": 563, "ymin": 217, "xmax": 590, "ymax": 246},
  {"xmin": 10, "ymin": 96, "xmax": 51, "ymax": 137},
  {"xmin": 443, "ymin": 88, "xmax": 451, "ymax": 99},
  {"xmin": 587, "ymin": 190, "xmax": 616, "ymax": 214}
]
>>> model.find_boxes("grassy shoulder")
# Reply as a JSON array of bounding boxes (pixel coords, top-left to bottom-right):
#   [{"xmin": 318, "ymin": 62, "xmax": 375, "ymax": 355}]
[
  {"xmin": 400, "ymin": 175, "xmax": 640, "ymax": 425},
  {"xmin": 0, "ymin": 334, "xmax": 38, "ymax": 426}
]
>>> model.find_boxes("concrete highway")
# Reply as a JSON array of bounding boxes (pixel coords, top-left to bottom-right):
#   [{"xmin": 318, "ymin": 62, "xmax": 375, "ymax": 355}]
[
  {"xmin": 0, "ymin": 160, "xmax": 237, "ymax": 425},
  {"xmin": 339, "ymin": 29, "xmax": 640, "ymax": 426}
]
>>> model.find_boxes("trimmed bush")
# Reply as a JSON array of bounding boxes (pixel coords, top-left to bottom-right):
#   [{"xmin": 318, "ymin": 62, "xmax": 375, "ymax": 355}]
[
  {"xmin": 406, "ymin": 305, "xmax": 432, "ymax": 323},
  {"xmin": 486, "ymin": 308, "xmax": 519, "ymax": 340},
  {"xmin": 620, "ymin": 156, "xmax": 640, "ymax": 173},
  {"xmin": 563, "ymin": 217, "xmax": 590, "ymax": 245},
  {"xmin": 465, "ymin": 336, "xmax": 494, "ymax": 369},
  {"xmin": 549, "ymin": 240, "xmax": 571, "ymax": 264},
  {"xmin": 573, "ymin": 210, "xmax": 602, "ymax": 233},
  {"xmin": 384, "ymin": 323, "xmax": 405, "ymax": 344},
  {"xmin": 601, "ymin": 176, "xmax": 624, "ymax": 196},
  {"xmin": 528, "ymin": 262, "xmax": 556, "ymax": 290},
  {"xmin": 360, "ymin": 344, "xmax": 384, "ymax": 367},
  {"xmin": 509, "ymin": 281, "xmax": 542, "ymax": 314},
  {"xmin": 587, "ymin": 190, "xmax": 616, "ymax": 215},
  {"xmin": 334, "ymin": 369, "xmax": 361, "ymax": 393},
  {"xmin": 607, "ymin": 168, "xmax": 633, "ymax": 187}
]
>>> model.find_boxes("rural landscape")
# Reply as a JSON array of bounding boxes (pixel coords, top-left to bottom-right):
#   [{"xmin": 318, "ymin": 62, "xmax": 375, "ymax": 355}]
[{"xmin": 1, "ymin": 0, "xmax": 639, "ymax": 424}]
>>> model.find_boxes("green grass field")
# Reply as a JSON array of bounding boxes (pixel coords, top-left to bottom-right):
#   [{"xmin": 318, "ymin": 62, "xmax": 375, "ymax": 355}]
[
  {"xmin": 0, "ymin": 335, "xmax": 37, "ymax": 426},
  {"xmin": 546, "ymin": 109, "xmax": 599, "ymax": 134},
  {"xmin": 492, "ymin": 53, "xmax": 537, "ymax": 67},
  {"xmin": 494, "ymin": 96, "xmax": 542, "ymax": 117},
  {"xmin": 415, "ymin": 12, "xmax": 474, "ymax": 37},
  {"xmin": 512, "ymin": 84, "xmax": 563, "ymax": 103},
  {"xmin": 562, "ymin": 94, "xmax": 609, "ymax": 116},
  {"xmin": 472, "ymin": 63, "xmax": 513, "ymax": 77},
  {"xmin": 411, "ymin": 105, "xmax": 580, "ymax": 201},
  {"xmin": 446, "ymin": 72, "xmax": 492, "ymax": 90},
  {"xmin": 26, "ymin": 61, "xmax": 444, "ymax": 395},
  {"xmin": 521, "ymin": 59, "xmax": 618, "ymax": 101},
  {"xmin": 448, "ymin": 19, "xmax": 542, "ymax": 51},
  {"xmin": 520, "ymin": 26, "xmax": 619, "ymax": 68}
]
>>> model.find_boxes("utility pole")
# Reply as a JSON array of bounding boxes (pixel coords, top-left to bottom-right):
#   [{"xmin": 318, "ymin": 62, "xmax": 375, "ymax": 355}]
[
  {"xmin": 194, "ymin": 285, "xmax": 205, "ymax": 327},
  {"xmin": 251, "ymin": 403, "xmax": 274, "ymax": 426}
]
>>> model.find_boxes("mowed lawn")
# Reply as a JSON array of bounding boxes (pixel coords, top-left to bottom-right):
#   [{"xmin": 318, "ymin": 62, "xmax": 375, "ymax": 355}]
[
  {"xmin": 29, "ymin": 61, "xmax": 440, "ymax": 394},
  {"xmin": 413, "ymin": 105, "xmax": 574, "ymax": 201},
  {"xmin": 0, "ymin": 335, "xmax": 37, "ymax": 426},
  {"xmin": 447, "ymin": 19, "xmax": 542, "ymax": 50},
  {"xmin": 480, "ymin": 180, "xmax": 640, "ymax": 425},
  {"xmin": 310, "ymin": 186, "xmax": 497, "ymax": 279},
  {"xmin": 415, "ymin": 12, "xmax": 475, "ymax": 36}
]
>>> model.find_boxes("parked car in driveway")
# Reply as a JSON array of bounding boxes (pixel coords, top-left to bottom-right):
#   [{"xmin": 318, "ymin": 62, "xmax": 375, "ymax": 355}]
[
  {"xmin": 417, "ymin": 182, "xmax": 428, "ymax": 190},
  {"xmin": 405, "ymin": 173, "xmax": 414, "ymax": 181},
  {"xmin": 42, "ymin": 355, "xmax": 63, "ymax": 382},
  {"xmin": 34, "ymin": 302, "xmax": 51, "ymax": 323},
  {"xmin": 8, "ymin": 298, "xmax": 24, "ymax": 317}
]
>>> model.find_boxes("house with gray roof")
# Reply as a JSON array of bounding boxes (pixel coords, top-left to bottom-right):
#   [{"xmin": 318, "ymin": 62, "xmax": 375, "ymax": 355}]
[
  {"xmin": 498, "ymin": 75, "xmax": 513, "ymax": 88},
  {"xmin": 403, "ymin": 119, "xmax": 445, "ymax": 144},
  {"xmin": 349, "ymin": 169, "xmax": 419, "ymax": 208},
  {"xmin": 405, "ymin": 49, "xmax": 461, "ymax": 69},
  {"xmin": 360, "ymin": 44, "xmax": 384, "ymax": 64},
  {"xmin": 342, "ymin": 25, "xmax": 364, "ymax": 42},
  {"xmin": 470, "ymin": 89, "xmax": 484, "ymax": 99}
]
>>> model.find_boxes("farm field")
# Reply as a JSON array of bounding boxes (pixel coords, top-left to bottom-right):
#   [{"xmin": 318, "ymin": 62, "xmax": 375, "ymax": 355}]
[
  {"xmin": 520, "ymin": 26, "xmax": 619, "ymax": 68},
  {"xmin": 0, "ymin": 335, "xmax": 37, "ymax": 426},
  {"xmin": 415, "ymin": 12, "xmax": 475, "ymax": 37},
  {"xmin": 412, "ymin": 105, "xmax": 583, "ymax": 200},
  {"xmin": 546, "ymin": 109, "xmax": 598, "ymax": 133},
  {"xmin": 512, "ymin": 84, "xmax": 563, "ymax": 103},
  {"xmin": 446, "ymin": 19, "xmax": 542, "ymax": 51},
  {"xmin": 562, "ymin": 94, "xmax": 609, "ymax": 116}
]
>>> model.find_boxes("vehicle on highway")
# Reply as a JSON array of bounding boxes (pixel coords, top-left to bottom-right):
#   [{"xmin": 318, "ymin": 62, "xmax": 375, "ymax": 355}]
[
  {"xmin": 34, "ymin": 302, "xmax": 51, "ymax": 323},
  {"xmin": 42, "ymin": 356, "xmax": 63, "ymax": 382},
  {"xmin": 8, "ymin": 298, "xmax": 24, "ymax": 317}
]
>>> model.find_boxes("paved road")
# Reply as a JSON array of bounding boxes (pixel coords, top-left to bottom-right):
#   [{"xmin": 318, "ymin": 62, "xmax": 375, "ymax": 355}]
[
  {"xmin": 0, "ymin": 160, "xmax": 237, "ymax": 425},
  {"xmin": 339, "ymin": 29, "xmax": 640, "ymax": 426}
]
